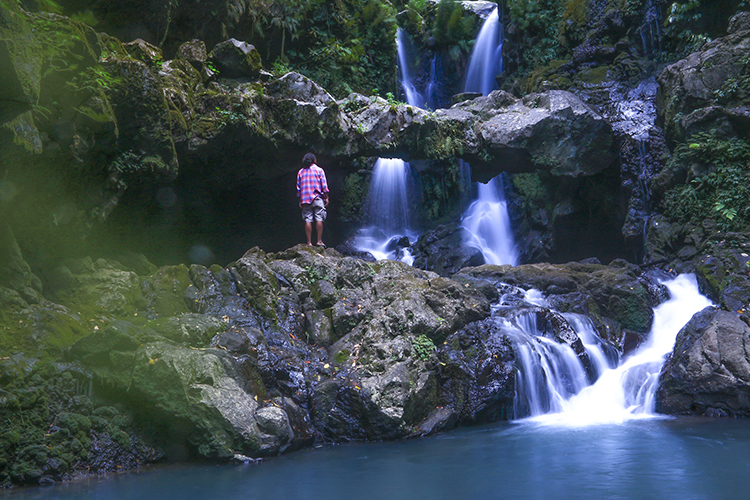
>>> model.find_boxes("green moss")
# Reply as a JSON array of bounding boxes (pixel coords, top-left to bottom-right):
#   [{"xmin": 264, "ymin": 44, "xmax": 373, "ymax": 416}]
[
  {"xmin": 0, "ymin": 359, "xmax": 158, "ymax": 487},
  {"xmin": 141, "ymin": 264, "xmax": 191, "ymax": 319},
  {"xmin": 578, "ymin": 65, "xmax": 610, "ymax": 84},
  {"xmin": 334, "ymin": 349, "xmax": 351, "ymax": 364},
  {"xmin": 424, "ymin": 119, "xmax": 465, "ymax": 160}
]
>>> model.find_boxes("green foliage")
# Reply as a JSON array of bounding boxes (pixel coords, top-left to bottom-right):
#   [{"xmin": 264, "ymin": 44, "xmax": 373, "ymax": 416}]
[
  {"xmin": 411, "ymin": 334, "xmax": 436, "ymax": 361},
  {"xmin": 507, "ymin": 0, "xmax": 570, "ymax": 80},
  {"xmin": 661, "ymin": 132, "xmax": 750, "ymax": 231},
  {"xmin": 254, "ymin": 0, "xmax": 398, "ymax": 97},
  {"xmin": 431, "ymin": 0, "xmax": 475, "ymax": 50},
  {"xmin": 418, "ymin": 161, "xmax": 466, "ymax": 223},
  {"xmin": 512, "ymin": 172, "xmax": 552, "ymax": 210},
  {"xmin": 65, "ymin": 64, "xmax": 121, "ymax": 135},
  {"xmin": 661, "ymin": 1, "xmax": 711, "ymax": 58},
  {"xmin": 304, "ymin": 265, "xmax": 325, "ymax": 285},
  {"xmin": 713, "ymin": 54, "xmax": 750, "ymax": 104}
]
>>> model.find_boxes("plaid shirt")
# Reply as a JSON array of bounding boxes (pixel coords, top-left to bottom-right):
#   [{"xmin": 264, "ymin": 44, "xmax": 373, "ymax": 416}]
[{"xmin": 297, "ymin": 164, "xmax": 329, "ymax": 204}]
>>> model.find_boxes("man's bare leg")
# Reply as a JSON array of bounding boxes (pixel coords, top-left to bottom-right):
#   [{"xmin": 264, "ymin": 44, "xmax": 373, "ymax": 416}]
[
  {"xmin": 316, "ymin": 220, "xmax": 324, "ymax": 246},
  {"xmin": 305, "ymin": 222, "xmax": 313, "ymax": 245}
]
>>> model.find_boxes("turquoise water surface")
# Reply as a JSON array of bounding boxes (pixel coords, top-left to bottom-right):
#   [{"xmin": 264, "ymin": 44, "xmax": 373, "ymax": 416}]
[{"xmin": 4, "ymin": 417, "xmax": 750, "ymax": 500}]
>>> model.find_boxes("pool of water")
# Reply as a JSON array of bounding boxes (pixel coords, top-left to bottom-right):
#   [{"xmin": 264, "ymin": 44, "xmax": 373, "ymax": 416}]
[{"xmin": 6, "ymin": 417, "xmax": 750, "ymax": 500}]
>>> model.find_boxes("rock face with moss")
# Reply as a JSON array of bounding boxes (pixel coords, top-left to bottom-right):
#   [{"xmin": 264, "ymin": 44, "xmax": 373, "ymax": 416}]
[
  {"xmin": 1, "ymin": 5, "xmax": 623, "ymax": 269},
  {"xmin": 0, "ymin": 2, "xmax": 41, "ymax": 125},
  {"xmin": 657, "ymin": 12, "xmax": 750, "ymax": 144}
]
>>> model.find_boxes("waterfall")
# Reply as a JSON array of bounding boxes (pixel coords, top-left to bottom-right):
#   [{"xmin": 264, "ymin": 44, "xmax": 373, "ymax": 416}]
[
  {"xmin": 354, "ymin": 158, "xmax": 417, "ymax": 263},
  {"xmin": 396, "ymin": 29, "xmax": 425, "ymax": 108},
  {"xmin": 459, "ymin": 11, "xmax": 517, "ymax": 267},
  {"xmin": 463, "ymin": 7, "xmax": 503, "ymax": 95},
  {"xmin": 515, "ymin": 274, "xmax": 712, "ymax": 426},
  {"xmin": 354, "ymin": 31, "xmax": 422, "ymax": 262},
  {"xmin": 460, "ymin": 174, "xmax": 518, "ymax": 266}
]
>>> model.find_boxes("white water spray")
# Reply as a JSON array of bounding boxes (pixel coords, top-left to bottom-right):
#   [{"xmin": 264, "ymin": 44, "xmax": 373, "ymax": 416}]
[
  {"xmin": 461, "ymin": 175, "xmax": 518, "ymax": 266},
  {"xmin": 523, "ymin": 274, "xmax": 713, "ymax": 426}
]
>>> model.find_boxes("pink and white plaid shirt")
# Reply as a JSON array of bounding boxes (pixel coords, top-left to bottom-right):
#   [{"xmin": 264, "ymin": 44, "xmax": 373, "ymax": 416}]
[{"xmin": 296, "ymin": 164, "xmax": 329, "ymax": 204}]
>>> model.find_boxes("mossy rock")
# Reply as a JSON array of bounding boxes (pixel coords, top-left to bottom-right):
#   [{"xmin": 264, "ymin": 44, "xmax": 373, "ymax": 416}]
[
  {"xmin": 146, "ymin": 313, "xmax": 226, "ymax": 347},
  {"xmin": 141, "ymin": 264, "xmax": 192, "ymax": 319},
  {"xmin": 48, "ymin": 257, "xmax": 144, "ymax": 321},
  {"xmin": 0, "ymin": 3, "xmax": 42, "ymax": 125},
  {"xmin": 208, "ymin": 39, "xmax": 262, "ymax": 79}
]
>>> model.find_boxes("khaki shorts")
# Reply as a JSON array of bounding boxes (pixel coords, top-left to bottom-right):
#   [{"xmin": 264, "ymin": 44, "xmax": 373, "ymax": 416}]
[{"xmin": 301, "ymin": 197, "xmax": 327, "ymax": 222}]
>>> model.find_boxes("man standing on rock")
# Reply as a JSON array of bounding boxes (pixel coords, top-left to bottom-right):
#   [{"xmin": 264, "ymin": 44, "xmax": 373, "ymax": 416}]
[{"xmin": 297, "ymin": 152, "xmax": 329, "ymax": 247}]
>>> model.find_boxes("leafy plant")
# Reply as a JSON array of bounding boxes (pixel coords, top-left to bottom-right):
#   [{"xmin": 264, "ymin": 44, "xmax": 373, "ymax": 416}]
[
  {"xmin": 411, "ymin": 334, "xmax": 436, "ymax": 361},
  {"xmin": 661, "ymin": 132, "xmax": 750, "ymax": 231}
]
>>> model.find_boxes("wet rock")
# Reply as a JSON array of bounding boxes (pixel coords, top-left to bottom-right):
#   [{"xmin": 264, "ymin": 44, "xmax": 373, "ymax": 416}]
[
  {"xmin": 411, "ymin": 223, "xmax": 486, "ymax": 276},
  {"xmin": 147, "ymin": 313, "xmax": 226, "ymax": 347},
  {"xmin": 657, "ymin": 307, "xmax": 750, "ymax": 417},
  {"xmin": 457, "ymin": 261, "xmax": 653, "ymax": 346},
  {"xmin": 436, "ymin": 319, "xmax": 516, "ymax": 424},
  {"xmin": 207, "ymin": 39, "xmax": 262, "ymax": 79}
]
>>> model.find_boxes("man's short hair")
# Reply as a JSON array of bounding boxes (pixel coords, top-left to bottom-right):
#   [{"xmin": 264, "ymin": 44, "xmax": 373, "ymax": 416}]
[{"xmin": 302, "ymin": 152, "xmax": 317, "ymax": 168}]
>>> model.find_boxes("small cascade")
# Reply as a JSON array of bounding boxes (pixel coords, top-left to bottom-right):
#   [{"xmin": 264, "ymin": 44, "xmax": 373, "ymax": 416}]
[
  {"xmin": 516, "ymin": 274, "xmax": 713, "ymax": 426},
  {"xmin": 460, "ymin": 174, "xmax": 518, "ymax": 266},
  {"xmin": 463, "ymin": 7, "xmax": 503, "ymax": 95},
  {"xmin": 639, "ymin": 0, "xmax": 663, "ymax": 58},
  {"xmin": 396, "ymin": 29, "xmax": 425, "ymax": 108},
  {"xmin": 354, "ymin": 158, "xmax": 417, "ymax": 262},
  {"xmin": 503, "ymin": 296, "xmax": 616, "ymax": 417}
]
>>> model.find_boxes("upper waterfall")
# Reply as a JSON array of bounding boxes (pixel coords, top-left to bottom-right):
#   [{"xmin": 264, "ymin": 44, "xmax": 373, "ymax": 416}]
[{"xmin": 463, "ymin": 7, "xmax": 503, "ymax": 94}]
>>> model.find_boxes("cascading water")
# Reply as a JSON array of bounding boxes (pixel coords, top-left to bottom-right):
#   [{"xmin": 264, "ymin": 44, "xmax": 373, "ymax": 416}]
[
  {"xmin": 463, "ymin": 7, "xmax": 503, "ymax": 95},
  {"xmin": 353, "ymin": 31, "xmax": 423, "ymax": 262},
  {"xmin": 460, "ymin": 174, "xmax": 518, "ymax": 266},
  {"xmin": 459, "ymin": 9, "xmax": 518, "ymax": 266},
  {"xmin": 396, "ymin": 28, "xmax": 424, "ymax": 108},
  {"xmin": 513, "ymin": 274, "xmax": 712, "ymax": 426},
  {"xmin": 354, "ymin": 158, "xmax": 417, "ymax": 263}
]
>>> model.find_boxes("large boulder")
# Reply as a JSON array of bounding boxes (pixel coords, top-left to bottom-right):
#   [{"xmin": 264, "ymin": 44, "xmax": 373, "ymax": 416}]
[
  {"xmin": 207, "ymin": 39, "xmax": 262, "ymax": 80},
  {"xmin": 411, "ymin": 222, "xmax": 486, "ymax": 276},
  {"xmin": 658, "ymin": 12, "xmax": 750, "ymax": 143},
  {"xmin": 69, "ymin": 321, "xmax": 305, "ymax": 458},
  {"xmin": 656, "ymin": 307, "xmax": 750, "ymax": 417},
  {"xmin": 456, "ymin": 90, "xmax": 618, "ymax": 179}
]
